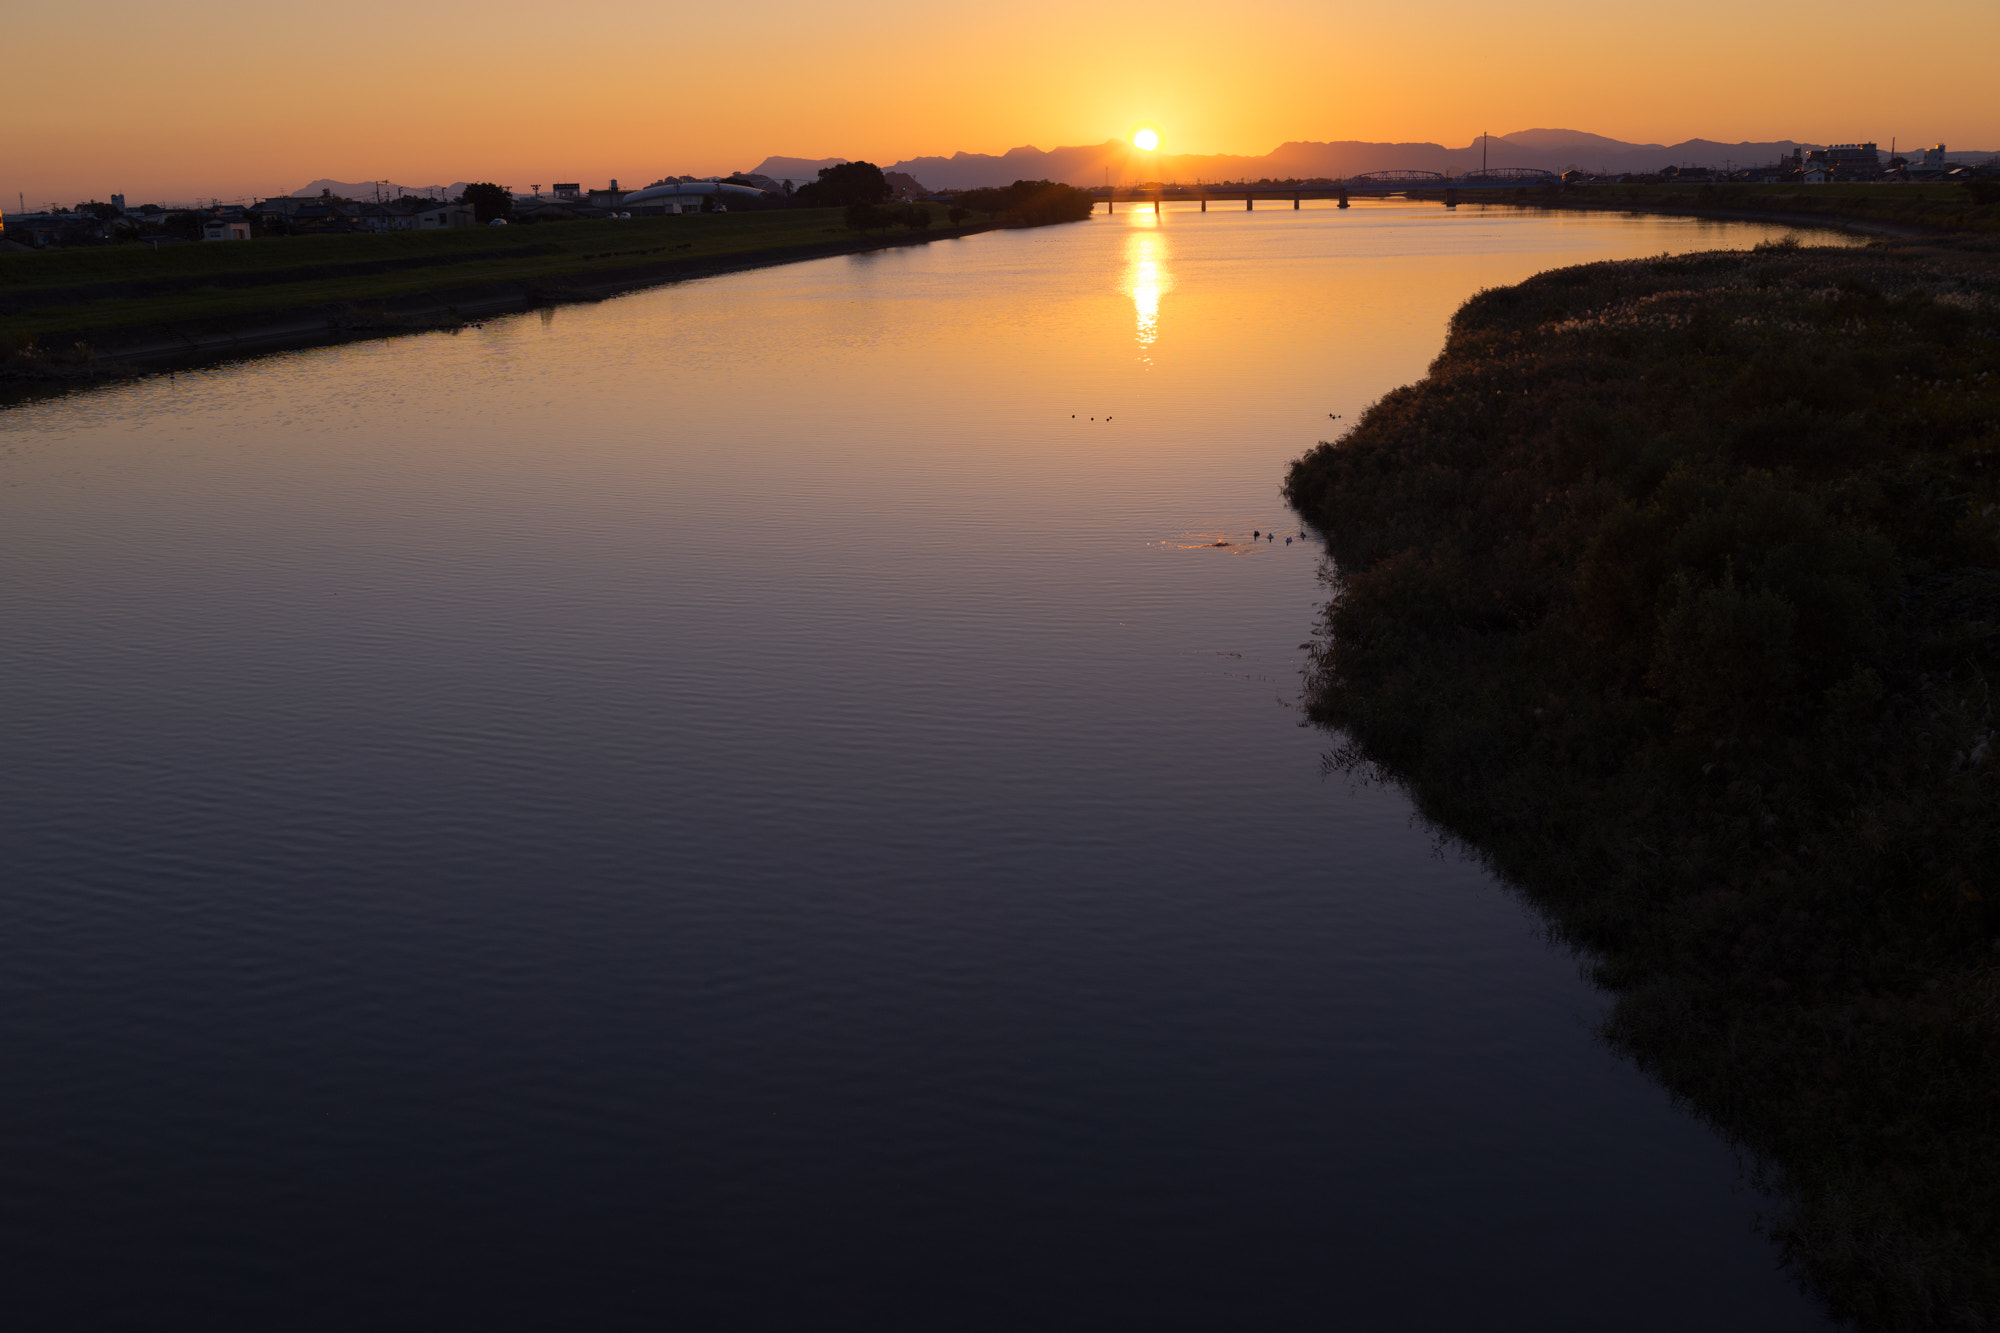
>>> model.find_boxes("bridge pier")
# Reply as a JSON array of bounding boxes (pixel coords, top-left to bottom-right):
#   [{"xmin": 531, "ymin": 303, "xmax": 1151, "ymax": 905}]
[
  {"xmin": 1293, "ymin": 193, "xmax": 1300, "ymax": 209},
  {"xmin": 1444, "ymin": 187, "xmax": 1458, "ymax": 209},
  {"xmin": 1245, "ymin": 196, "xmax": 1253, "ymax": 211},
  {"xmin": 1106, "ymin": 198, "xmax": 1112, "ymax": 214},
  {"xmin": 1200, "ymin": 197, "xmax": 1206, "ymax": 212},
  {"xmin": 1338, "ymin": 187, "xmax": 1349, "ymax": 209},
  {"xmin": 1154, "ymin": 198, "xmax": 1159, "ymax": 215}
]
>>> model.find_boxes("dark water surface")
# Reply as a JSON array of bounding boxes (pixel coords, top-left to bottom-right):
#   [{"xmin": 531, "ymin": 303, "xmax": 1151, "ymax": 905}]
[{"xmin": 2, "ymin": 204, "xmax": 1840, "ymax": 1328}]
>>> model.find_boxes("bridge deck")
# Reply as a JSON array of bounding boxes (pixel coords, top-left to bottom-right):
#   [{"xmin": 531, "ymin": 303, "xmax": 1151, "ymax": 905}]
[{"xmin": 1094, "ymin": 182, "xmax": 1557, "ymax": 202}]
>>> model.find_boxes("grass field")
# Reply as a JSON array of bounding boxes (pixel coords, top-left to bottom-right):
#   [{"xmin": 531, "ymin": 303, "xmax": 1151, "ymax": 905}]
[{"xmin": 0, "ymin": 207, "xmax": 957, "ymax": 345}]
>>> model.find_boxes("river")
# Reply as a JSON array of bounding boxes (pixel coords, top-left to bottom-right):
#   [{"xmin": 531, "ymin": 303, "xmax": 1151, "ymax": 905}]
[{"xmin": 0, "ymin": 202, "xmax": 1842, "ymax": 1328}]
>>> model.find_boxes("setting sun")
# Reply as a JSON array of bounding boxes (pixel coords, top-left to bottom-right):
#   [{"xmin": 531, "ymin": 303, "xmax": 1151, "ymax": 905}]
[{"xmin": 1132, "ymin": 128, "xmax": 1159, "ymax": 152}]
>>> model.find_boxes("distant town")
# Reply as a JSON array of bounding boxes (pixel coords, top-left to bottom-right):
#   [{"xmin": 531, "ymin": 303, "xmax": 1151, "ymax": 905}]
[
  {"xmin": 1171, "ymin": 142, "xmax": 1998, "ymax": 192},
  {"xmin": 4, "ymin": 140, "xmax": 1996, "ymax": 251},
  {"xmin": 0, "ymin": 169, "xmax": 931, "ymax": 250}
]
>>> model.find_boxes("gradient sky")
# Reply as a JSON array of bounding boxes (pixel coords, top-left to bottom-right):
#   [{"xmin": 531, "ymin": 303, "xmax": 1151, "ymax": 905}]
[{"xmin": 10, "ymin": 0, "xmax": 1998, "ymax": 206}]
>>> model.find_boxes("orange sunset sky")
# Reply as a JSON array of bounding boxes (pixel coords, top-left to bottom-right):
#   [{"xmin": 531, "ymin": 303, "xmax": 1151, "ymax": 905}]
[{"xmin": 10, "ymin": 0, "xmax": 1998, "ymax": 205}]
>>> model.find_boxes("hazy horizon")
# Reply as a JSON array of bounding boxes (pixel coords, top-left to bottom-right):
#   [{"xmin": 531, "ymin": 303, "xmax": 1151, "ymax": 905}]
[
  {"xmin": 11, "ymin": 0, "xmax": 1999, "ymax": 206},
  {"xmin": 14, "ymin": 126, "xmax": 2000, "ymax": 212}
]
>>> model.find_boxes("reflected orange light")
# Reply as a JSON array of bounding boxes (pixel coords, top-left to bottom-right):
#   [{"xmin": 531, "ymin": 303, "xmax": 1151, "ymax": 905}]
[{"xmin": 1121, "ymin": 225, "xmax": 1173, "ymax": 359}]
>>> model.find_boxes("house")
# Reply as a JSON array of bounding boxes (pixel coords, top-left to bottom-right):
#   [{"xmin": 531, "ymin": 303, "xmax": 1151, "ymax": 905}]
[
  {"xmin": 351, "ymin": 203, "xmax": 431, "ymax": 232},
  {"xmin": 0, "ymin": 212, "xmax": 75, "ymax": 247},
  {"xmin": 412, "ymin": 203, "xmax": 475, "ymax": 228},
  {"xmin": 285, "ymin": 202, "xmax": 354, "ymax": 232},
  {"xmin": 202, "ymin": 218, "xmax": 252, "ymax": 241},
  {"xmin": 252, "ymin": 196, "xmax": 353, "ymax": 231},
  {"xmin": 1803, "ymin": 166, "xmax": 1832, "ymax": 184}
]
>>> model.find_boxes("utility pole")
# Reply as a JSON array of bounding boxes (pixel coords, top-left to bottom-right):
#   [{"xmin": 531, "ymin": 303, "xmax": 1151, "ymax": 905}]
[{"xmin": 1483, "ymin": 131, "xmax": 1488, "ymax": 174}]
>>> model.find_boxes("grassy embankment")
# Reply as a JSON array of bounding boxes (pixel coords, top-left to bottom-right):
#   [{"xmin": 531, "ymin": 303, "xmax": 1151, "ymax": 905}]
[
  {"xmin": 1454, "ymin": 181, "xmax": 2000, "ymax": 237},
  {"xmin": 0, "ymin": 206, "xmax": 975, "ymax": 369},
  {"xmin": 1285, "ymin": 237, "xmax": 2000, "ymax": 1329}
]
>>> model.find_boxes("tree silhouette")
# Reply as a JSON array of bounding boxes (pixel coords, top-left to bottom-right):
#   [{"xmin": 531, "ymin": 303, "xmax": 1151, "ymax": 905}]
[
  {"xmin": 797, "ymin": 162, "xmax": 890, "ymax": 208},
  {"xmin": 457, "ymin": 182, "xmax": 513, "ymax": 223}
]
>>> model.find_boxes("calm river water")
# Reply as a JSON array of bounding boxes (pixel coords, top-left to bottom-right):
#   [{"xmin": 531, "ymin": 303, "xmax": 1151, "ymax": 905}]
[{"xmin": 1, "ymin": 203, "xmax": 1842, "ymax": 1328}]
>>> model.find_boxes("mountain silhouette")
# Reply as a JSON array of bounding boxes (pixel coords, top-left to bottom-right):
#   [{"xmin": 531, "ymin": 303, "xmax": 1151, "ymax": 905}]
[{"xmin": 754, "ymin": 130, "xmax": 1991, "ymax": 191}]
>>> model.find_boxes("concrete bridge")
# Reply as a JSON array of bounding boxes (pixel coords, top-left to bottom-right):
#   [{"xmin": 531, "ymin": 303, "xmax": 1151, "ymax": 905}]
[{"xmin": 1093, "ymin": 168, "xmax": 1561, "ymax": 212}]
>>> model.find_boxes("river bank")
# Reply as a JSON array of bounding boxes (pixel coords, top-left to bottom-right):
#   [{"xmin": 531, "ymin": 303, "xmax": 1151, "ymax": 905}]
[
  {"xmin": 1426, "ymin": 181, "xmax": 2000, "ymax": 241},
  {"xmin": 1285, "ymin": 234, "xmax": 2000, "ymax": 1329},
  {"xmin": 0, "ymin": 209, "xmax": 992, "ymax": 388}
]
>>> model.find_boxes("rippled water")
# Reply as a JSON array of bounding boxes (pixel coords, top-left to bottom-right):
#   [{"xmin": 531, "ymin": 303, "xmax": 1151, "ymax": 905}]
[{"xmin": 1, "ymin": 203, "xmax": 1841, "ymax": 1328}]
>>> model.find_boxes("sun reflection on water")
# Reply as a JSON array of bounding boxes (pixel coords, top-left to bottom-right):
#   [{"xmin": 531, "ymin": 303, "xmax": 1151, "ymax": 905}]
[{"xmin": 1121, "ymin": 221, "xmax": 1174, "ymax": 361}]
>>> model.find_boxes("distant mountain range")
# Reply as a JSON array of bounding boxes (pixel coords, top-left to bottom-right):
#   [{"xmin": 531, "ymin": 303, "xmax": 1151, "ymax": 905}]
[
  {"xmin": 754, "ymin": 130, "xmax": 1999, "ymax": 191},
  {"xmin": 285, "ymin": 130, "xmax": 1999, "ymax": 206},
  {"xmin": 290, "ymin": 179, "xmax": 468, "ymax": 201},
  {"xmin": 749, "ymin": 158, "xmax": 850, "ymax": 184}
]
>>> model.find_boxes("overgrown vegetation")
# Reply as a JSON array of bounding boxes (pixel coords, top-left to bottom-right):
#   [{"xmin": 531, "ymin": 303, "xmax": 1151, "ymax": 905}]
[
  {"xmin": 953, "ymin": 179, "xmax": 1097, "ymax": 226},
  {"xmin": 1284, "ymin": 238, "xmax": 2000, "ymax": 1329}
]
